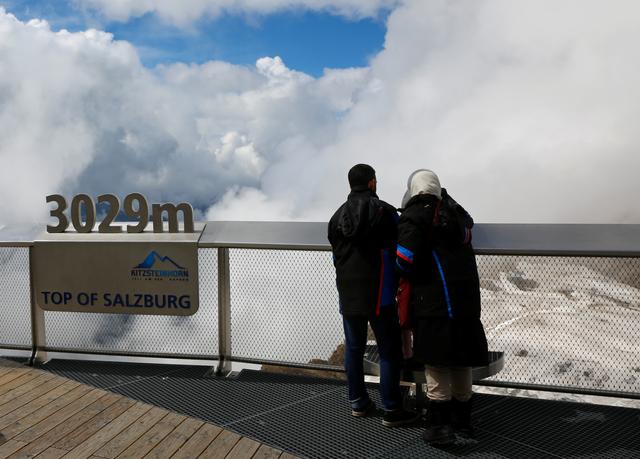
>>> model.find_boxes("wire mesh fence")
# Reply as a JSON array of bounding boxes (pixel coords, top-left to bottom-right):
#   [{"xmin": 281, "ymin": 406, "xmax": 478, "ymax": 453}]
[
  {"xmin": 228, "ymin": 249, "xmax": 344, "ymax": 367},
  {"xmin": 0, "ymin": 247, "xmax": 32, "ymax": 349},
  {"xmin": 478, "ymin": 255, "xmax": 640, "ymax": 394},
  {"xmin": 1, "ymin": 242, "xmax": 639, "ymax": 396},
  {"xmin": 225, "ymin": 250, "xmax": 640, "ymax": 395}
]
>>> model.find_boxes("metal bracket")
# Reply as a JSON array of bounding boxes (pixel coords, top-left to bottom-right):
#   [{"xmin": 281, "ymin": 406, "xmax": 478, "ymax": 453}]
[
  {"xmin": 215, "ymin": 247, "xmax": 232, "ymax": 376},
  {"xmin": 28, "ymin": 246, "xmax": 47, "ymax": 366}
]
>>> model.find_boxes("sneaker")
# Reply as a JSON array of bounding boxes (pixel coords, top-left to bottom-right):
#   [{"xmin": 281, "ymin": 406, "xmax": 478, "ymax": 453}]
[
  {"xmin": 382, "ymin": 409, "xmax": 420, "ymax": 427},
  {"xmin": 351, "ymin": 399, "xmax": 376, "ymax": 417}
]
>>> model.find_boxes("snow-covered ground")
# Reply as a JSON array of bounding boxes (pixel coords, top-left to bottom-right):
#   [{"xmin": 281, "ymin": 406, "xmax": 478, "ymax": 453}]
[{"xmin": 478, "ymin": 256, "xmax": 640, "ymax": 397}]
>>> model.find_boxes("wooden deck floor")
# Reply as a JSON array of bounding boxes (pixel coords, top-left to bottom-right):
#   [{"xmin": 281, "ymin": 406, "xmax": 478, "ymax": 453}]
[{"xmin": 0, "ymin": 359, "xmax": 296, "ymax": 459}]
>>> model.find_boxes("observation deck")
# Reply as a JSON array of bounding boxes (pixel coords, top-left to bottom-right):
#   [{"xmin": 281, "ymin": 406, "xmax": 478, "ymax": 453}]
[
  {"xmin": 1, "ymin": 222, "xmax": 639, "ymax": 457},
  {"xmin": 1, "ymin": 357, "xmax": 638, "ymax": 458}
]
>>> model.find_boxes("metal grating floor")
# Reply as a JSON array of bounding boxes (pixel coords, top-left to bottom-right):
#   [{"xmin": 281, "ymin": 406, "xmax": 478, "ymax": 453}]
[{"xmin": 39, "ymin": 359, "xmax": 640, "ymax": 458}]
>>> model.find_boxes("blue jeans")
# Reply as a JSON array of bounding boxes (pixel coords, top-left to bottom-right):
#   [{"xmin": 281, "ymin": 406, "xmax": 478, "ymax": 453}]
[{"xmin": 342, "ymin": 307, "xmax": 403, "ymax": 412}]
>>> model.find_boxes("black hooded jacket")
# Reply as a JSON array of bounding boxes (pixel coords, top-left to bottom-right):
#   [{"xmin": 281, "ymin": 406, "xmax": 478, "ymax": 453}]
[
  {"xmin": 328, "ymin": 189, "xmax": 399, "ymax": 316},
  {"xmin": 396, "ymin": 190, "xmax": 480, "ymax": 319},
  {"xmin": 396, "ymin": 189, "xmax": 488, "ymax": 366}
]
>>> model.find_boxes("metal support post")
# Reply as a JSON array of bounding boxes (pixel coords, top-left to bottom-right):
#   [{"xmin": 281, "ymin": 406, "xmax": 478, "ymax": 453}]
[
  {"xmin": 28, "ymin": 246, "xmax": 47, "ymax": 365},
  {"xmin": 215, "ymin": 247, "xmax": 232, "ymax": 375}
]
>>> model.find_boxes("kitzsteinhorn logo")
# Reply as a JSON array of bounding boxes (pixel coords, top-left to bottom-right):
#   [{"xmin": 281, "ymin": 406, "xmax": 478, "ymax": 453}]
[{"xmin": 131, "ymin": 251, "xmax": 189, "ymax": 280}]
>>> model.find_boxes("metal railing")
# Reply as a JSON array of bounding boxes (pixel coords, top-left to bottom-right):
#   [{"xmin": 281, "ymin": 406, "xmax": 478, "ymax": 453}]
[{"xmin": 1, "ymin": 222, "xmax": 639, "ymax": 399}]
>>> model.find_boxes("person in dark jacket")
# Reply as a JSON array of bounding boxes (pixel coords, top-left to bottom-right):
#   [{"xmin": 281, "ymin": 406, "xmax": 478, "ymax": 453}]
[
  {"xmin": 396, "ymin": 169, "xmax": 488, "ymax": 445},
  {"xmin": 328, "ymin": 164, "xmax": 418, "ymax": 427}
]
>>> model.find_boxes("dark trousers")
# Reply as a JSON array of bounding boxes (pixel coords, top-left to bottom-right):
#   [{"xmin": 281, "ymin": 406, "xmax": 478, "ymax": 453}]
[{"xmin": 342, "ymin": 307, "xmax": 403, "ymax": 411}]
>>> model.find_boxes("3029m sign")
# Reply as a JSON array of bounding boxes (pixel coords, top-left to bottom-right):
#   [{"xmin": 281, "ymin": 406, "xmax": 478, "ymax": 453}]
[{"xmin": 46, "ymin": 193, "xmax": 194, "ymax": 234}]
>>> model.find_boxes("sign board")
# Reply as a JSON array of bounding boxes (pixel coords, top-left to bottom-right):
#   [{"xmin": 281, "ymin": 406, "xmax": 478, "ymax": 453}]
[{"xmin": 33, "ymin": 230, "xmax": 201, "ymax": 316}]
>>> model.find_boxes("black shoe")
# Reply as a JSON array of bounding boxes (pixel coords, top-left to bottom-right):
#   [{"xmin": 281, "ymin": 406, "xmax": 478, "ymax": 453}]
[
  {"xmin": 423, "ymin": 424, "xmax": 456, "ymax": 445},
  {"xmin": 451, "ymin": 397, "xmax": 475, "ymax": 438},
  {"xmin": 382, "ymin": 409, "xmax": 420, "ymax": 427},
  {"xmin": 351, "ymin": 399, "xmax": 376, "ymax": 417},
  {"xmin": 423, "ymin": 400, "xmax": 455, "ymax": 446}
]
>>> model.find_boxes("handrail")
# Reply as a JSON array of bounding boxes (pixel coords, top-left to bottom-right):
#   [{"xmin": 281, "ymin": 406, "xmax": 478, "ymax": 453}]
[
  {"xmin": 198, "ymin": 221, "xmax": 330, "ymax": 251},
  {"xmin": 199, "ymin": 222, "xmax": 640, "ymax": 257},
  {"xmin": 4, "ymin": 222, "xmax": 640, "ymax": 256}
]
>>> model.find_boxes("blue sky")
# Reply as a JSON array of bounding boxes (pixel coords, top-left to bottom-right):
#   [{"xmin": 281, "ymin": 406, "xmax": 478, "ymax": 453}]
[{"xmin": 1, "ymin": 0, "xmax": 388, "ymax": 75}]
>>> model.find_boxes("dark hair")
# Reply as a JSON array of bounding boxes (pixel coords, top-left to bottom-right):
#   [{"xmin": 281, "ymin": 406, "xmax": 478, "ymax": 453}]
[{"xmin": 348, "ymin": 164, "xmax": 376, "ymax": 190}]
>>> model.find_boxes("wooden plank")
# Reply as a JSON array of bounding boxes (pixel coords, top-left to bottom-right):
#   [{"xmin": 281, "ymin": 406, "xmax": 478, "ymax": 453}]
[
  {"xmin": 0, "ymin": 364, "xmax": 19, "ymax": 372},
  {"xmin": 0, "ymin": 361, "xmax": 21, "ymax": 371},
  {"xmin": 32, "ymin": 447, "xmax": 67, "ymax": 459},
  {"xmin": 0, "ymin": 369, "xmax": 32, "ymax": 389},
  {"xmin": 51, "ymin": 396, "xmax": 136, "ymax": 451},
  {"xmin": 198, "ymin": 429, "xmax": 241, "ymax": 459},
  {"xmin": 225, "ymin": 437, "xmax": 260, "ymax": 459},
  {"xmin": 6, "ymin": 393, "xmax": 122, "ymax": 459},
  {"xmin": 0, "ymin": 362, "xmax": 24, "ymax": 374},
  {"xmin": 0, "ymin": 440, "xmax": 28, "ymax": 459},
  {"xmin": 0, "ymin": 373, "xmax": 55, "ymax": 406},
  {"xmin": 0, "ymin": 368, "xmax": 17, "ymax": 380},
  {"xmin": 0, "ymin": 380, "xmax": 79, "ymax": 429},
  {"xmin": 142, "ymin": 417, "xmax": 204, "ymax": 459},
  {"xmin": 0, "ymin": 367, "xmax": 30, "ymax": 382},
  {"xmin": 0, "ymin": 372, "xmax": 41, "ymax": 397},
  {"xmin": 92, "ymin": 407, "xmax": 168, "ymax": 459},
  {"xmin": 0, "ymin": 381, "xmax": 84, "ymax": 433},
  {"xmin": 252, "ymin": 444, "xmax": 283, "ymax": 459},
  {"xmin": 61, "ymin": 402, "xmax": 152, "ymax": 458},
  {"xmin": 116, "ymin": 412, "xmax": 186, "ymax": 459},
  {"xmin": 0, "ymin": 384, "xmax": 92, "ymax": 441},
  {"xmin": 14, "ymin": 388, "xmax": 107, "ymax": 443},
  {"xmin": 0, "ymin": 377, "xmax": 68, "ymax": 419},
  {"xmin": 170, "ymin": 424, "xmax": 222, "ymax": 459}
]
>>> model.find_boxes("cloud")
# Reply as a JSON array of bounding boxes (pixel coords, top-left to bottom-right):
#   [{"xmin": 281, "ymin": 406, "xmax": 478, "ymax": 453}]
[
  {"xmin": 0, "ymin": 8, "xmax": 368, "ymax": 223},
  {"xmin": 0, "ymin": 11, "xmax": 139, "ymax": 222},
  {"xmin": 3, "ymin": 0, "xmax": 640, "ymax": 226},
  {"xmin": 343, "ymin": 0, "xmax": 640, "ymax": 223},
  {"xmin": 254, "ymin": 0, "xmax": 640, "ymax": 224},
  {"xmin": 206, "ymin": 187, "xmax": 294, "ymax": 221},
  {"xmin": 74, "ymin": 0, "xmax": 398, "ymax": 26}
]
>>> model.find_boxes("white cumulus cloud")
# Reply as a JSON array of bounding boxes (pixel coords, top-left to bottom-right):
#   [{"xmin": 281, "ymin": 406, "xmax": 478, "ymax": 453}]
[
  {"xmin": 250, "ymin": 0, "xmax": 640, "ymax": 224},
  {"xmin": 3, "ymin": 0, "xmax": 640, "ymax": 226},
  {"xmin": 74, "ymin": 0, "xmax": 398, "ymax": 26},
  {"xmin": 0, "ymin": 7, "xmax": 368, "ymax": 223}
]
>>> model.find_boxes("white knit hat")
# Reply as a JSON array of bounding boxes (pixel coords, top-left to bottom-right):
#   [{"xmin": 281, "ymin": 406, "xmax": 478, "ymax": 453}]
[{"xmin": 401, "ymin": 169, "xmax": 441, "ymax": 207}]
